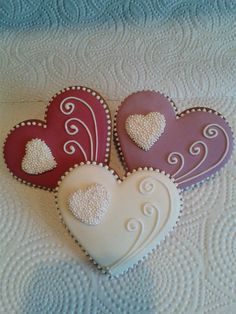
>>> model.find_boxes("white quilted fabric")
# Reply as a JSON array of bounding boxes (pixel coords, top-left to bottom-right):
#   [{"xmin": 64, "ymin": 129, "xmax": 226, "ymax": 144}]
[{"xmin": 0, "ymin": 1, "xmax": 235, "ymax": 313}]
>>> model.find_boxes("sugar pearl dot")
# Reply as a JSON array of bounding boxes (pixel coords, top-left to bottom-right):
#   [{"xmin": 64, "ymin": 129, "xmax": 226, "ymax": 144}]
[
  {"xmin": 68, "ymin": 184, "xmax": 111, "ymax": 225},
  {"xmin": 21, "ymin": 138, "xmax": 57, "ymax": 174},
  {"xmin": 125, "ymin": 112, "xmax": 166, "ymax": 151}
]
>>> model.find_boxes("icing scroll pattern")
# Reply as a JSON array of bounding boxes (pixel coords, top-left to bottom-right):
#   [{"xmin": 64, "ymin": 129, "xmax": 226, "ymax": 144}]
[
  {"xmin": 167, "ymin": 124, "xmax": 230, "ymax": 185},
  {"xmin": 63, "ymin": 140, "xmax": 87, "ymax": 160},
  {"xmin": 60, "ymin": 97, "xmax": 99, "ymax": 160},
  {"xmin": 65, "ymin": 118, "xmax": 94, "ymax": 160},
  {"xmin": 176, "ymin": 141, "xmax": 208, "ymax": 182},
  {"xmin": 110, "ymin": 177, "xmax": 169, "ymax": 271},
  {"xmin": 139, "ymin": 177, "xmax": 157, "ymax": 195},
  {"xmin": 167, "ymin": 152, "xmax": 184, "ymax": 177}
]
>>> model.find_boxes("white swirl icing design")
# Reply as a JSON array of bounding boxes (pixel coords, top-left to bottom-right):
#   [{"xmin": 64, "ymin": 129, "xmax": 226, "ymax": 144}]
[
  {"xmin": 142, "ymin": 202, "xmax": 157, "ymax": 216},
  {"xmin": 110, "ymin": 177, "xmax": 169, "ymax": 271},
  {"xmin": 167, "ymin": 124, "xmax": 229, "ymax": 185},
  {"xmin": 65, "ymin": 118, "xmax": 94, "ymax": 160},
  {"xmin": 63, "ymin": 140, "xmax": 87, "ymax": 160},
  {"xmin": 176, "ymin": 141, "xmax": 208, "ymax": 182},
  {"xmin": 141, "ymin": 203, "xmax": 162, "ymax": 245},
  {"xmin": 60, "ymin": 101, "xmax": 75, "ymax": 115},
  {"xmin": 203, "ymin": 123, "xmax": 219, "ymax": 139},
  {"xmin": 125, "ymin": 218, "xmax": 144, "ymax": 256},
  {"xmin": 167, "ymin": 152, "xmax": 184, "ymax": 177},
  {"xmin": 110, "ymin": 203, "xmax": 160, "ymax": 270},
  {"xmin": 139, "ymin": 177, "xmax": 157, "ymax": 195},
  {"xmin": 60, "ymin": 97, "xmax": 98, "ymax": 160},
  {"xmin": 126, "ymin": 218, "xmax": 144, "ymax": 233}
]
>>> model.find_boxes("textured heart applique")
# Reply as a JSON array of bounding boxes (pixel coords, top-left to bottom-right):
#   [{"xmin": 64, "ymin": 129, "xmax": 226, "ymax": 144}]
[
  {"xmin": 55, "ymin": 162, "xmax": 181, "ymax": 276},
  {"xmin": 3, "ymin": 86, "xmax": 111, "ymax": 190},
  {"xmin": 68, "ymin": 184, "xmax": 111, "ymax": 225},
  {"xmin": 125, "ymin": 112, "xmax": 166, "ymax": 151},
  {"xmin": 21, "ymin": 138, "xmax": 57, "ymax": 174},
  {"xmin": 115, "ymin": 91, "xmax": 234, "ymax": 189}
]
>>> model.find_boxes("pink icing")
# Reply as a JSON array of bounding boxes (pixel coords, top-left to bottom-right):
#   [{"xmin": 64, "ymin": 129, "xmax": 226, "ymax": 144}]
[
  {"xmin": 116, "ymin": 91, "xmax": 234, "ymax": 189},
  {"xmin": 4, "ymin": 87, "xmax": 110, "ymax": 189}
]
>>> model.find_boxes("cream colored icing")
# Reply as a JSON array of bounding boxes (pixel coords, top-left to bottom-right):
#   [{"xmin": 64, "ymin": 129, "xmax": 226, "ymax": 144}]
[
  {"xmin": 125, "ymin": 112, "xmax": 166, "ymax": 151},
  {"xmin": 21, "ymin": 138, "xmax": 57, "ymax": 174},
  {"xmin": 56, "ymin": 164, "xmax": 181, "ymax": 275},
  {"xmin": 68, "ymin": 183, "xmax": 111, "ymax": 225}
]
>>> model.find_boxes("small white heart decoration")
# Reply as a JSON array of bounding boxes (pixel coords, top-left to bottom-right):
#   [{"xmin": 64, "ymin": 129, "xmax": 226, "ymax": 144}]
[
  {"xmin": 21, "ymin": 138, "xmax": 57, "ymax": 174},
  {"xmin": 125, "ymin": 112, "xmax": 166, "ymax": 151},
  {"xmin": 68, "ymin": 184, "xmax": 111, "ymax": 225},
  {"xmin": 55, "ymin": 163, "xmax": 181, "ymax": 276}
]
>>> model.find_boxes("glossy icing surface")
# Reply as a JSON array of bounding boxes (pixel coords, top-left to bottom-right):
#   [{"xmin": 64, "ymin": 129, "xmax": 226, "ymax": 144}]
[
  {"xmin": 56, "ymin": 163, "xmax": 181, "ymax": 275},
  {"xmin": 115, "ymin": 91, "xmax": 234, "ymax": 189},
  {"xmin": 4, "ymin": 87, "xmax": 111, "ymax": 189}
]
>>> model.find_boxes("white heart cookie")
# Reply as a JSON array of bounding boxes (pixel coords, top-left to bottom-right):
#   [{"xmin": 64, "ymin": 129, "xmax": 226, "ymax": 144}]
[
  {"xmin": 125, "ymin": 112, "xmax": 166, "ymax": 151},
  {"xmin": 21, "ymin": 138, "xmax": 57, "ymax": 174},
  {"xmin": 55, "ymin": 163, "xmax": 181, "ymax": 276}
]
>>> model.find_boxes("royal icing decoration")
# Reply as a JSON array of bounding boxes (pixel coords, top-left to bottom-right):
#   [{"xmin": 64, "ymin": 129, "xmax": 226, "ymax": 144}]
[
  {"xmin": 125, "ymin": 112, "xmax": 166, "ymax": 151},
  {"xmin": 60, "ymin": 97, "xmax": 99, "ymax": 160},
  {"xmin": 21, "ymin": 138, "xmax": 57, "ymax": 174},
  {"xmin": 115, "ymin": 91, "xmax": 234, "ymax": 189},
  {"xmin": 167, "ymin": 124, "xmax": 230, "ymax": 186},
  {"xmin": 68, "ymin": 184, "xmax": 111, "ymax": 225},
  {"xmin": 3, "ymin": 86, "xmax": 111, "ymax": 190},
  {"xmin": 55, "ymin": 163, "xmax": 181, "ymax": 276}
]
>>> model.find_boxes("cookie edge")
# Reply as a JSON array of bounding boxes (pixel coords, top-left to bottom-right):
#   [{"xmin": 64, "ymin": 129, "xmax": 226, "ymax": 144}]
[
  {"xmin": 113, "ymin": 90, "xmax": 235, "ymax": 191},
  {"xmin": 3, "ymin": 86, "xmax": 112, "ymax": 191},
  {"xmin": 54, "ymin": 161, "xmax": 183, "ymax": 277}
]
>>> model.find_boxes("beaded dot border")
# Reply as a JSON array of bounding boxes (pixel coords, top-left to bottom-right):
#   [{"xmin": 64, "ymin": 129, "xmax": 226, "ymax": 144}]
[
  {"xmin": 113, "ymin": 90, "xmax": 234, "ymax": 192},
  {"xmin": 3, "ymin": 86, "xmax": 112, "ymax": 192},
  {"xmin": 54, "ymin": 161, "xmax": 183, "ymax": 277}
]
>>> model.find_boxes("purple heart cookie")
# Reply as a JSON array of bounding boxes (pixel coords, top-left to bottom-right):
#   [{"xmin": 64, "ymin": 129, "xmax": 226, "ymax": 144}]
[{"xmin": 114, "ymin": 91, "xmax": 234, "ymax": 189}]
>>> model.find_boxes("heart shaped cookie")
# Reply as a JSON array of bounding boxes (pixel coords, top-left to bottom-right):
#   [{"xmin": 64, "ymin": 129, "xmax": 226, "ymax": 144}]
[
  {"xmin": 114, "ymin": 91, "xmax": 234, "ymax": 189},
  {"xmin": 55, "ymin": 162, "xmax": 181, "ymax": 276},
  {"xmin": 3, "ymin": 86, "xmax": 111, "ymax": 190}
]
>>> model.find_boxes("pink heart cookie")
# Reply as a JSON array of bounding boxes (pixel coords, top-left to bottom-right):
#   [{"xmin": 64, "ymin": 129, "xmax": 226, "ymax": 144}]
[
  {"xmin": 114, "ymin": 91, "xmax": 234, "ymax": 189},
  {"xmin": 4, "ymin": 86, "xmax": 111, "ymax": 190}
]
